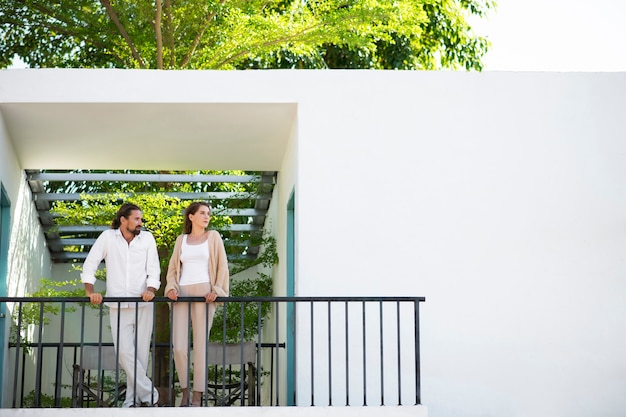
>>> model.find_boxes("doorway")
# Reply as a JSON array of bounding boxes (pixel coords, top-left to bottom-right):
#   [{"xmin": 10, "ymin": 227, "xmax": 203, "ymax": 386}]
[{"xmin": 0, "ymin": 184, "xmax": 11, "ymax": 403}]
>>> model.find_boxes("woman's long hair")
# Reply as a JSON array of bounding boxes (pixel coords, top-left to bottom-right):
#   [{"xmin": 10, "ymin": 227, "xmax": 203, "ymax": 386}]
[{"xmin": 183, "ymin": 201, "xmax": 211, "ymax": 234}]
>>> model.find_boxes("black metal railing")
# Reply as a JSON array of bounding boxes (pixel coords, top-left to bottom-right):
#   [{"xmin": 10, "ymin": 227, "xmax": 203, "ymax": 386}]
[{"xmin": 0, "ymin": 296, "xmax": 425, "ymax": 408}]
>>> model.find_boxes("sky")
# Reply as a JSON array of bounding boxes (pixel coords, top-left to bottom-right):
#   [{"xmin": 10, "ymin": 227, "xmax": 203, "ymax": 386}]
[
  {"xmin": 472, "ymin": 0, "xmax": 626, "ymax": 71},
  {"xmin": 8, "ymin": 0, "xmax": 626, "ymax": 72}
]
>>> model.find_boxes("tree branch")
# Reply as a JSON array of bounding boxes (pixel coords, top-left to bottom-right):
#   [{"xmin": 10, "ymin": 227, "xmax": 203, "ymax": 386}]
[
  {"xmin": 180, "ymin": 0, "xmax": 226, "ymax": 68},
  {"xmin": 164, "ymin": 0, "xmax": 175, "ymax": 68},
  {"xmin": 99, "ymin": 0, "xmax": 147, "ymax": 68},
  {"xmin": 155, "ymin": 0, "xmax": 163, "ymax": 69}
]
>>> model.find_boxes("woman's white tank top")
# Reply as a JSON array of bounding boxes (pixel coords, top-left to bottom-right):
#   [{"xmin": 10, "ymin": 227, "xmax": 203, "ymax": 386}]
[{"xmin": 179, "ymin": 235, "xmax": 211, "ymax": 286}]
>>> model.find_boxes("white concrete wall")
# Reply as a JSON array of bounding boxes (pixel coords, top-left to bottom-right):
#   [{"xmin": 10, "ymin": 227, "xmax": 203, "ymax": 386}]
[
  {"xmin": 1, "ymin": 70, "xmax": 624, "ymax": 416},
  {"xmin": 292, "ymin": 71, "xmax": 626, "ymax": 417}
]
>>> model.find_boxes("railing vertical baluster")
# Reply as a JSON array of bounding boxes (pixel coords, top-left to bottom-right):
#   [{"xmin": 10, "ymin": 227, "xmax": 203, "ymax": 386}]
[
  {"xmin": 274, "ymin": 300, "xmax": 280, "ymax": 406},
  {"xmin": 362, "ymin": 301, "xmax": 367, "ymax": 406},
  {"xmin": 115, "ymin": 301, "xmax": 122, "ymax": 406},
  {"xmin": 345, "ymin": 301, "xmax": 349, "ymax": 406},
  {"xmin": 221, "ymin": 299, "xmax": 228, "ymax": 402},
  {"xmin": 269, "ymin": 342, "xmax": 275, "ymax": 406},
  {"xmin": 97, "ymin": 303, "xmax": 105, "ymax": 405},
  {"xmin": 77, "ymin": 302, "xmax": 87, "ymax": 408},
  {"xmin": 257, "ymin": 301, "xmax": 263, "ymax": 406},
  {"xmin": 34, "ymin": 302, "xmax": 45, "ymax": 407},
  {"xmin": 169, "ymin": 300, "xmax": 175, "ymax": 406},
  {"xmin": 414, "ymin": 299, "xmax": 421, "ymax": 405},
  {"xmin": 396, "ymin": 301, "xmax": 402, "ymax": 406},
  {"xmin": 133, "ymin": 303, "xmax": 140, "ymax": 405},
  {"xmin": 203, "ymin": 302, "xmax": 209, "ymax": 407},
  {"xmin": 113, "ymin": 302, "xmax": 122, "ymax": 406},
  {"xmin": 186, "ymin": 300, "xmax": 193, "ymax": 406},
  {"xmin": 12, "ymin": 302, "xmax": 23, "ymax": 408},
  {"xmin": 20, "ymin": 350, "xmax": 26, "ymax": 408},
  {"xmin": 151, "ymin": 299, "xmax": 157, "ymax": 406},
  {"xmin": 379, "ymin": 301, "xmax": 384, "ymax": 406},
  {"xmin": 328, "ymin": 300, "xmax": 332, "ymax": 406},
  {"xmin": 310, "ymin": 301, "xmax": 314, "ymax": 406},
  {"xmin": 240, "ymin": 301, "xmax": 246, "ymax": 406},
  {"xmin": 54, "ymin": 301, "xmax": 66, "ymax": 406}
]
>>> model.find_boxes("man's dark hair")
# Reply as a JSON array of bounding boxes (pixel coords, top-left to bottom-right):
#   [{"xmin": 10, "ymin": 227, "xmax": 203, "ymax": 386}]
[{"xmin": 111, "ymin": 203, "xmax": 141, "ymax": 229}]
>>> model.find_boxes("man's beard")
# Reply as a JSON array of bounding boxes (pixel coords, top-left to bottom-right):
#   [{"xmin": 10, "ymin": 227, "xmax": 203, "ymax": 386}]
[{"xmin": 127, "ymin": 226, "xmax": 141, "ymax": 236}]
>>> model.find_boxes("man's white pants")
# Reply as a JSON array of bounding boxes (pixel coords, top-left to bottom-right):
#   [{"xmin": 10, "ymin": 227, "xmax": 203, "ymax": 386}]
[{"xmin": 110, "ymin": 305, "xmax": 159, "ymax": 407}]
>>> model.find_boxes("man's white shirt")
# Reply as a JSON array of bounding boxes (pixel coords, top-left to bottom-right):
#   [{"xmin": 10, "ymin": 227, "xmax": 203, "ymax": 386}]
[{"xmin": 81, "ymin": 228, "xmax": 161, "ymax": 308}]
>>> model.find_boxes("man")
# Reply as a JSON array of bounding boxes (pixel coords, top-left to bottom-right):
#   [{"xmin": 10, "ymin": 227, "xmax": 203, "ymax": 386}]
[{"xmin": 81, "ymin": 203, "xmax": 161, "ymax": 407}]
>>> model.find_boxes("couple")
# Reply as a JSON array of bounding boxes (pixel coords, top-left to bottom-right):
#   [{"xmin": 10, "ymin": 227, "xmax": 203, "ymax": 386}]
[{"xmin": 81, "ymin": 201, "xmax": 229, "ymax": 407}]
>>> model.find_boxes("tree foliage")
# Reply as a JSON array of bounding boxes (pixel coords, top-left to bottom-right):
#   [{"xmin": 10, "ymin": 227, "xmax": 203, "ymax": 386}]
[{"xmin": 1, "ymin": 0, "xmax": 495, "ymax": 70}]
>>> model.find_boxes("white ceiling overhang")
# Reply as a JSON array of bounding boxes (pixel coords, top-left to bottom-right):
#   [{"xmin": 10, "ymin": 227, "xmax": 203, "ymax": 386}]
[{"xmin": 1, "ymin": 102, "xmax": 296, "ymax": 171}]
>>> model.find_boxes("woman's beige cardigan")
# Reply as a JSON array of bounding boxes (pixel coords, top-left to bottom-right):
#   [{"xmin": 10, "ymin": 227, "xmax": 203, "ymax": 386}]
[{"xmin": 164, "ymin": 230, "xmax": 229, "ymax": 299}]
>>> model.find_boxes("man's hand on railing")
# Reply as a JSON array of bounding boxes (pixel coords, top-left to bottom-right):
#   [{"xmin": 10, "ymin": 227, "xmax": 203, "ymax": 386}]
[
  {"xmin": 84, "ymin": 283, "xmax": 103, "ymax": 304},
  {"xmin": 142, "ymin": 287, "xmax": 157, "ymax": 302},
  {"xmin": 87, "ymin": 292, "xmax": 103, "ymax": 305}
]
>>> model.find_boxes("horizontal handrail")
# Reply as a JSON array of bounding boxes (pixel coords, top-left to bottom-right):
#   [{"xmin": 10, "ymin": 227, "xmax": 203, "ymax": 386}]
[{"xmin": 1, "ymin": 296, "xmax": 425, "ymax": 302}]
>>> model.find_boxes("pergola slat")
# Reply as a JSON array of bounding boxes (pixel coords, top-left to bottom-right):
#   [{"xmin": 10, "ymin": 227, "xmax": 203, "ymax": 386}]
[
  {"xmin": 27, "ymin": 172, "xmax": 265, "ymax": 183},
  {"xmin": 50, "ymin": 252, "xmax": 257, "ymax": 261},
  {"xmin": 34, "ymin": 191, "xmax": 270, "ymax": 201},
  {"xmin": 45, "ymin": 224, "xmax": 262, "ymax": 234},
  {"xmin": 38, "ymin": 208, "xmax": 267, "ymax": 218}
]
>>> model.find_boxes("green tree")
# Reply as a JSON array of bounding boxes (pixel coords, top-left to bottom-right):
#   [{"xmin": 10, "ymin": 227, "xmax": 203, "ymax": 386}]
[{"xmin": 1, "ymin": 0, "xmax": 495, "ymax": 70}]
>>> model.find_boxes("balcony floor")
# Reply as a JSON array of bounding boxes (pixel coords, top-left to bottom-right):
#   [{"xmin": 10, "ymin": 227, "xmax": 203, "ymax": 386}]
[{"xmin": 3, "ymin": 405, "xmax": 427, "ymax": 417}]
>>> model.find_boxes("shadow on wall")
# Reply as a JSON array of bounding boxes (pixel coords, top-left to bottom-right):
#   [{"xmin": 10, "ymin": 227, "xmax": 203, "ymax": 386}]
[{"xmin": 7, "ymin": 177, "xmax": 50, "ymax": 298}]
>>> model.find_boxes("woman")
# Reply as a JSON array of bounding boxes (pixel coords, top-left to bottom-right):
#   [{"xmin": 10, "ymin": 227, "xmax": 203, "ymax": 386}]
[{"xmin": 165, "ymin": 201, "xmax": 229, "ymax": 407}]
